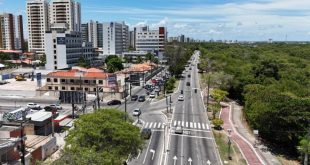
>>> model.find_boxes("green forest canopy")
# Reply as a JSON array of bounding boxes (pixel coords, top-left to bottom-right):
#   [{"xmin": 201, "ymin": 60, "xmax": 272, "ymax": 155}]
[{"xmin": 197, "ymin": 43, "xmax": 310, "ymax": 156}]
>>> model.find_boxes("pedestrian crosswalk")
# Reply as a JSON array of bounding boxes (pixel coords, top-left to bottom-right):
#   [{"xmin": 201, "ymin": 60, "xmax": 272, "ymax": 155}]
[{"xmin": 143, "ymin": 120, "xmax": 210, "ymax": 130}]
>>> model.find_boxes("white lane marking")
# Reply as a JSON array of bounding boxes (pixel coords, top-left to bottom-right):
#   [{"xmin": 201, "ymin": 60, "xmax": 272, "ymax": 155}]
[
  {"xmin": 171, "ymin": 134, "xmax": 214, "ymax": 140},
  {"xmin": 144, "ymin": 122, "xmax": 149, "ymax": 128},
  {"xmin": 206, "ymin": 124, "xmax": 209, "ymax": 130},
  {"xmin": 173, "ymin": 121, "xmax": 177, "ymax": 127},
  {"xmin": 153, "ymin": 122, "xmax": 157, "ymax": 128},
  {"xmin": 190, "ymin": 122, "xmax": 193, "ymax": 128},
  {"xmin": 157, "ymin": 123, "xmax": 161, "ymax": 129},
  {"xmin": 202, "ymin": 124, "xmax": 205, "ymax": 129},
  {"xmin": 194, "ymin": 123, "xmax": 197, "ymax": 129},
  {"xmin": 149, "ymin": 122, "xmax": 153, "ymax": 128},
  {"xmin": 162, "ymin": 124, "xmax": 165, "ymax": 129},
  {"xmin": 198, "ymin": 123, "xmax": 201, "ymax": 129},
  {"xmin": 143, "ymin": 131, "xmax": 154, "ymax": 164},
  {"xmin": 182, "ymin": 121, "xmax": 184, "ymax": 127},
  {"xmin": 178, "ymin": 121, "xmax": 181, "ymax": 126},
  {"xmin": 186, "ymin": 122, "xmax": 188, "ymax": 128}
]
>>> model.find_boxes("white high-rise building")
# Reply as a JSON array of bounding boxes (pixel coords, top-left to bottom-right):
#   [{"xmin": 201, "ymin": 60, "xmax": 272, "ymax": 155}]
[
  {"xmin": 49, "ymin": 0, "xmax": 81, "ymax": 31},
  {"xmin": 102, "ymin": 22, "xmax": 129, "ymax": 55},
  {"xmin": 134, "ymin": 26, "xmax": 167, "ymax": 53},
  {"xmin": 26, "ymin": 0, "xmax": 50, "ymax": 54}
]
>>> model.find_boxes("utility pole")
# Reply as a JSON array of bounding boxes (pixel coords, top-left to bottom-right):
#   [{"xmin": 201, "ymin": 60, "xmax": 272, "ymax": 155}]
[
  {"xmin": 124, "ymin": 80, "xmax": 127, "ymax": 121},
  {"xmin": 96, "ymin": 86, "xmax": 100, "ymax": 109},
  {"xmin": 166, "ymin": 95, "xmax": 168, "ymax": 113},
  {"xmin": 71, "ymin": 102, "xmax": 75, "ymax": 119},
  {"xmin": 227, "ymin": 129, "xmax": 232, "ymax": 160},
  {"xmin": 169, "ymin": 95, "xmax": 172, "ymax": 113}
]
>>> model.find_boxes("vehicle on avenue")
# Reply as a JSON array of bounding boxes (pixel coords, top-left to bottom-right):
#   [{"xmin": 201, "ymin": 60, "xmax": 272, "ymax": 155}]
[
  {"xmin": 149, "ymin": 92, "xmax": 156, "ymax": 98},
  {"xmin": 141, "ymin": 128, "xmax": 152, "ymax": 139},
  {"xmin": 178, "ymin": 95, "xmax": 184, "ymax": 101},
  {"xmin": 133, "ymin": 108, "xmax": 141, "ymax": 116},
  {"xmin": 27, "ymin": 103, "xmax": 41, "ymax": 110},
  {"xmin": 188, "ymin": 74, "xmax": 191, "ymax": 78},
  {"xmin": 131, "ymin": 95, "xmax": 139, "ymax": 101},
  {"xmin": 50, "ymin": 104, "xmax": 62, "ymax": 110},
  {"xmin": 155, "ymin": 86, "xmax": 161, "ymax": 92},
  {"xmin": 186, "ymin": 82, "xmax": 191, "ymax": 86},
  {"xmin": 175, "ymin": 126, "xmax": 183, "ymax": 134},
  {"xmin": 138, "ymin": 95, "xmax": 146, "ymax": 102},
  {"xmin": 44, "ymin": 106, "xmax": 57, "ymax": 112},
  {"xmin": 107, "ymin": 100, "xmax": 121, "ymax": 105}
]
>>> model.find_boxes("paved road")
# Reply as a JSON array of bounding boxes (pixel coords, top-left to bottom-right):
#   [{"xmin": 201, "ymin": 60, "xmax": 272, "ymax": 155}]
[{"xmin": 165, "ymin": 51, "xmax": 222, "ymax": 165}]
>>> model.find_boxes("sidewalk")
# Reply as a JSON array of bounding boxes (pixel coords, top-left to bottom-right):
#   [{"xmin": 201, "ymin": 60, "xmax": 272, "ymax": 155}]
[{"xmin": 220, "ymin": 103, "xmax": 281, "ymax": 165}]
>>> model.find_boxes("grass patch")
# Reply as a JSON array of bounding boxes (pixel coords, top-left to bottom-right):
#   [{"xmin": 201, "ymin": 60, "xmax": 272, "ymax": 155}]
[{"xmin": 213, "ymin": 130, "xmax": 247, "ymax": 165}]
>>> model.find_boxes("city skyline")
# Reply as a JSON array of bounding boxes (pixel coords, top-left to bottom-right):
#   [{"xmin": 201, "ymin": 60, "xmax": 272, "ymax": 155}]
[{"xmin": 1, "ymin": 0, "xmax": 310, "ymax": 41}]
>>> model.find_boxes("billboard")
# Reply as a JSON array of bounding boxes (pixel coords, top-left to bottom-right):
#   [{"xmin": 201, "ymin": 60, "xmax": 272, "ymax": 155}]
[
  {"xmin": 57, "ymin": 37, "xmax": 66, "ymax": 45},
  {"xmin": 37, "ymin": 73, "xmax": 42, "ymax": 87},
  {"xmin": 108, "ymin": 74, "xmax": 117, "ymax": 87}
]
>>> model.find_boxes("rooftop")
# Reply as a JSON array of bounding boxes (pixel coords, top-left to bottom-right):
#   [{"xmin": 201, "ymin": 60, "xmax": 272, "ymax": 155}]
[
  {"xmin": 47, "ymin": 67, "xmax": 109, "ymax": 79},
  {"xmin": 26, "ymin": 110, "xmax": 52, "ymax": 122}
]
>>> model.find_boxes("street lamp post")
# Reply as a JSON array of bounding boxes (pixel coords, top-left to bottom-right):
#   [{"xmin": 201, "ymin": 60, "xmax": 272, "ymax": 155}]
[
  {"xmin": 227, "ymin": 129, "xmax": 232, "ymax": 160},
  {"xmin": 163, "ymin": 123, "xmax": 166, "ymax": 153},
  {"xmin": 166, "ymin": 95, "xmax": 168, "ymax": 113}
]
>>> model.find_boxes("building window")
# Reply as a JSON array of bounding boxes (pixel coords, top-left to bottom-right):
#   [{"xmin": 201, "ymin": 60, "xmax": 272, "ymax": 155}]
[
  {"xmin": 61, "ymin": 79, "xmax": 66, "ymax": 83},
  {"xmin": 54, "ymin": 50, "xmax": 56, "ymax": 54},
  {"xmin": 94, "ymin": 88, "xmax": 96, "ymax": 91},
  {"xmin": 54, "ymin": 66, "xmax": 57, "ymax": 70},
  {"xmin": 71, "ymin": 87, "xmax": 75, "ymax": 90},
  {"xmin": 70, "ymin": 79, "xmax": 74, "ymax": 83},
  {"xmin": 48, "ymin": 86, "xmax": 52, "ymax": 90},
  {"xmin": 55, "ymin": 86, "xmax": 59, "ymax": 91},
  {"xmin": 85, "ymin": 88, "xmax": 89, "ymax": 91},
  {"xmin": 54, "ymin": 56, "xmax": 57, "ymax": 59},
  {"xmin": 47, "ymin": 78, "xmax": 51, "ymax": 82},
  {"xmin": 62, "ymin": 86, "xmax": 66, "ymax": 90},
  {"xmin": 54, "ymin": 61, "xmax": 57, "ymax": 65},
  {"xmin": 53, "ymin": 39, "xmax": 56, "ymax": 43},
  {"xmin": 54, "ymin": 78, "xmax": 58, "ymax": 83},
  {"xmin": 84, "ymin": 80, "xmax": 89, "ymax": 83},
  {"xmin": 92, "ymin": 80, "xmax": 96, "ymax": 84},
  {"xmin": 99, "ymin": 80, "xmax": 103, "ymax": 84}
]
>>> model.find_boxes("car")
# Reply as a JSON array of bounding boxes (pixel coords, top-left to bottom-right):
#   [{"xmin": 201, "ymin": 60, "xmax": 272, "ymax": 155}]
[
  {"xmin": 141, "ymin": 128, "xmax": 152, "ymax": 139},
  {"xmin": 175, "ymin": 126, "xmax": 183, "ymax": 134},
  {"xmin": 178, "ymin": 95, "xmax": 184, "ymax": 101},
  {"xmin": 186, "ymin": 82, "xmax": 190, "ymax": 86},
  {"xmin": 107, "ymin": 100, "xmax": 121, "ymax": 105},
  {"xmin": 44, "ymin": 106, "xmax": 57, "ymax": 112},
  {"xmin": 138, "ymin": 95, "xmax": 146, "ymax": 102},
  {"xmin": 155, "ymin": 87, "xmax": 160, "ymax": 92},
  {"xmin": 131, "ymin": 95, "xmax": 138, "ymax": 101},
  {"xmin": 189, "ymin": 67, "xmax": 192, "ymax": 70},
  {"xmin": 27, "ymin": 103, "xmax": 41, "ymax": 110},
  {"xmin": 149, "ymin": 92, "xmax": 156, "ymax": 98},
  {"xmin": 188, "ymin": 74, "xmax": 191, "ymax": 78},
  {"xmin": 50, "ymin": 104, "xmax": 62, "ymax": 110},
  {"xmin": 133, "ymin": 108, "xmax": 141, "ymax": 116}
]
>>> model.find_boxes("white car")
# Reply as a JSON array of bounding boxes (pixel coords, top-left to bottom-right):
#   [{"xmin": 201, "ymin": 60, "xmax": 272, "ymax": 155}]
[
  {"xmin": 50, "ymin": 104, "xmax": 62, "ymax": 110},
  {"xmin": 175, "ymin": 126, "xmax": 183, "ymax": 134},
  {"xmin": 27, "ymin": 103, "xmax": 41, "ymax": 110},
  {"xmin": 133, "ymin": 109, "xmax": 141, "ymax": 116},
  {"xmin": 178, "ymin": 95, "xmax": 184, "ymax": 101},
  {"xmin": 149, "ymin": 93, "xmax": 156, "ymax": 98}
]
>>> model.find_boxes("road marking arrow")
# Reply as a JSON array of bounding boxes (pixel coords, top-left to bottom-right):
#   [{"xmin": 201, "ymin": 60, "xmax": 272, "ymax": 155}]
[
  {"xmin": 207, "ymin": 160, "xmax": 211, "ymax": 165},
  {"xmin": 173, "ymin": 156, "xmax": 178, "ymax": 165},
  {"xmin": 150, "ymin": 149, "xmax": 155, "ymax": 160},
  {"xmin": 188, "ymin": 157, "xmax": 192, "ymax": 165}
]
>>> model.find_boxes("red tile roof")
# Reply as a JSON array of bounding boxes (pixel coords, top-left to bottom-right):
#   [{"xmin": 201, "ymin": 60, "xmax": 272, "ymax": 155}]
[{"xmin": 47, "ymin": 67, "xmax": 109, "ymax": 79}]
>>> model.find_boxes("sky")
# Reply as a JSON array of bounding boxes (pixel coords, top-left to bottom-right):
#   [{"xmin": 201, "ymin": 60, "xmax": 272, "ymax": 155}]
[{"xmin": 1, "ymin": 0, "xmax": 310, "ymax": 41}]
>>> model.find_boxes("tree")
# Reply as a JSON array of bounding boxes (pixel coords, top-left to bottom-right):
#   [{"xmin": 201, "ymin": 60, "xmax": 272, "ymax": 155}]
[
  {"xmin": 107, "ymin": 57, "xmax": 124, "ymax": 73},
  {"xmin": 298, "ymin": 135, "xmax": 310, "ymax": 164},
  {"xmin": 77, "ymin": 57, "xmax": 90, "ymax": 68},
  {"xmin": 136, "ymin": 56, "xmax": 143, "ymax": 64},
  {"xmin": 0, "ymin": 53, "xmax": 10, "ymax": 62},
  {"xmin": 208, "ymin": 104, "xmax": 221, "ymax": 119},
  {"xmin": 211, "ymin": 89, "xmax": 228, "ymax": 103},
  {"xmin": 212, "ymin": 118, "xmax": 224, "ymax": 130},
  {"xmin": 38, "ymin": 53, "xmax": 46, "ymax": 66},
  {"xmin": 54, "ymin": 109, "xmax": 144, "ymax": 165}
]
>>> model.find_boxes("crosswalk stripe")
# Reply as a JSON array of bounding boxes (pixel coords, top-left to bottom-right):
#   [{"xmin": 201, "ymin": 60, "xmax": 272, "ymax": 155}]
[
  {"xmin": 194, "ymin": 123, "xmax": 197, "ymax": 129},
  {"xmin": 173, "ymin": 121, "xmax": 177, "ymax": 127},
  {"xmin": 206, "ymin": 124, "xmax": 209, "ymax": 130},
  {"xmin": 202, "ymin": 124, "xmax": 205, "ymax": 129},
  {"xmin": 153, "ymin": 122, "xmax": 157, "ymax": 128},
  {"xmin": 162, "ymin": 124, "xmax": 165, "ymax": 129},
  {"xmin": 144, "ymin": 122, "xmax": 149, "ymax": 128},
  {"xmin": 182, "ymin": 121, "xmax": 184, "ymax": 127},
  {"xmin": 178, "ymin": 121, "xmax": 181, "ymax": 126},
  {"xmin": 149, "ymin": 122, "xmax": 153, "ymax": 128},
  {"xmin": 190, "ymin": 122, "xmax": 193, "ymax": 128},
  {"xmin": 198, "ymin": 123, "xmax": 201, "ymax": 129},
  {"xmin": 157, "ymin": 123, "xmax": 161, "ymax": 128},
  {"xmin": 186, "ymin": 122, "xmax": 188, "ymax": 128}
]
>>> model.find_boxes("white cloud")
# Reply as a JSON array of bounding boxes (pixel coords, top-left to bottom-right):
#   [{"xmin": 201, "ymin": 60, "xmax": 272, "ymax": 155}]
[
  {"xmin": 135, "ymin": 20, "xmax": 148, "ymax": 27},
  {"xmin": 151, "ymin": 17, "xmax": 168, "ymax": 28},
  {"xmin": 173, "ymin": 23, "xmax": 188, "ymax": 29}
]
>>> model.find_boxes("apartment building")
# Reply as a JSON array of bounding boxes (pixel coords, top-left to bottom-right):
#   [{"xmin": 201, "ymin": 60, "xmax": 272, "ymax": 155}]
[
  {"xmin": 81, "ymin": 20, "xmax": 103, "ymax": 48},
  {"xmin": 102, "ymin": 22, "xmax": 129, "ymax": 55},
  {"xmin": 134, "ymin": 26, "xmax": 167, "ymax": 53},
  {"xmin": 16, "ymin": 15, "xmax": 25, "ymax": 51},
  {"xmin": 0, "ymin": 13, "xmax": 15, "ymax": 50},
  {"xmin": 45, "ymin": 23, "xmax": 97, "ymax": 70},
  {"xmin": 26, "ymin": 0, "xmax": 50, "ymax": 54},
  {"xmin": 49, "ymin": 0, "xmax": 81, "ymax": 31}
]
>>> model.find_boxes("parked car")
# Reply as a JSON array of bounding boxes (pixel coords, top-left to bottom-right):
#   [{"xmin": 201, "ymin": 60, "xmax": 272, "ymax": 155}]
[
  {"xmin": 133, "ymin": 108, "xmax": 141, "ymax": 116},
  {"xmin": 27, "ymin": 103, "xmax": 41, "ymax": 110},
  {"xmin": 131, "ymin": 95, "xmax": 138, "ymax": 101},
  {"xmin": 186, "ymin": 82, "xmax": 190, "ymax": 86},
  {"xmin": 149, "ymin": 92, "xmax": 156, "ymax": 98},
  {"xmin": 107, "ymin": 100, "xmax": 121, "ymax": 105},
  {"xmin": 141, "ymin": 128, "xmax": 152, "ymax": 139},
  {"xmin": 44, "ymin": 106, "xmax": 57, "ymax": 112},
  {"xmin": 178, "ymin": 95, "xmax": 184, "ymax": 101},
  {"xmin": 138, "ymin": 95, "xmax": 146, "ymax": 102},
  {"xmin": 50, "ymin": 104, "xmax": 62, "ymax": 110},
  {"xmin": 175, "ymin": 126, "xmax": 183, "ymax": 134}
]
